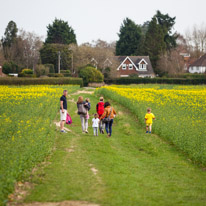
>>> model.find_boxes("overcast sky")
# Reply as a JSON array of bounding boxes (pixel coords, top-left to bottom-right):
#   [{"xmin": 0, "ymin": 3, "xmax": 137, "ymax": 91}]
[{"xmin": 0, "ymin": 0, "xmax": 206, "ymax": 44}]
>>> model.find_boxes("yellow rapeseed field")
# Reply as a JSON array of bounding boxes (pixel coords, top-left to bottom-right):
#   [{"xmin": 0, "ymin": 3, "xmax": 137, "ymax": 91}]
[
  {"xmin": 0, "ymin": 85, "xmax": 79, "ymax": 203},
  {"xmin": 97, "ymin": 84, "xmax": 206, "ymax": 165}
]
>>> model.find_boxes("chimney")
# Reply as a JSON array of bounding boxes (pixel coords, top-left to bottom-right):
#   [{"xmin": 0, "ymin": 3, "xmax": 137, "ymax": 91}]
[{"xmin": 0, "ymin": 66, "xmax": 2, "ymax": 76}]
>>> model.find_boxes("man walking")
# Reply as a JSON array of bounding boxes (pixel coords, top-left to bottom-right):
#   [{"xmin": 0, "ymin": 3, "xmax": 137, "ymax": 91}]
[{"xmin": 60, "ymin": 90, "xmax": 68, "ymax": 133}]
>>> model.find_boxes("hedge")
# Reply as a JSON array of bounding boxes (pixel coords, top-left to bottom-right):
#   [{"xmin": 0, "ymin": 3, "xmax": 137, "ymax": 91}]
[
  {"xmin": 0, "ymin": 77, "xmax": 83, "ymax": 87},
  {"xmin": 105, "ymin": 77, "xmax": 206, "ymax": 85}
]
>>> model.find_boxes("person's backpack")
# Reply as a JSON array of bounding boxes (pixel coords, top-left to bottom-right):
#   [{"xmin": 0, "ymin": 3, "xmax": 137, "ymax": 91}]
[
  {"xmin": 66, "ymin": 113, "xmax": 72, "ymax": 125},
  {"xmin": 97, "ymin": 102, "xmax": 104, "ymax": 115},
  {"xmin": 78, "ymin": 103, "xmax": 87, "ymax": 115},
  {"xmin": 102, "ymin": 107, "xmax": 112, "ymax": 123}
]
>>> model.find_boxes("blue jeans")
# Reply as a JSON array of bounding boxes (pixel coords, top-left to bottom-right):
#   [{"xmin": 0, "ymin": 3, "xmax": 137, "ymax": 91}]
[{"xmin": 105, "ymin": 119, "xmax": 113, "ymax": 136}]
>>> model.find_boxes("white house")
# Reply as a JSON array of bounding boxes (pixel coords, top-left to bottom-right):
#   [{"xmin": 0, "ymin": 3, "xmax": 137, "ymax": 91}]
[{"xmin": 189, "ymin": 54, "xmax": 206, "ymax": 73}]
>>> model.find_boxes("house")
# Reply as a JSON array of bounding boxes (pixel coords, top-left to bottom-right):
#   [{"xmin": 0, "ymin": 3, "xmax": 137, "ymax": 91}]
[
  {"xmin": 91, "ymin": 58, "xmax": 98, "ymax": 69},
  {"xmin": 115, "ymin": 56, "xmax": 155, "ymax": 78},
  {"xmin": 189, "ymin": 54, "xmax": 206, "ymax": 73}
]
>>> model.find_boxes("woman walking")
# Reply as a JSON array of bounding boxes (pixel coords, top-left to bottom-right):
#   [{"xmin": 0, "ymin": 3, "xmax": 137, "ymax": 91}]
[
  {"xmin": 100, "ymin": 102, "xmax": 116, "ymax": 137},
  {"xmin": 77, "ymin": 96, "xmax": 90, "ymax": 133}
]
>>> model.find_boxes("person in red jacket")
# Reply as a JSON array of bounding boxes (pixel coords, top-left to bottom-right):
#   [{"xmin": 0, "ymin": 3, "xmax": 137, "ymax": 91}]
[{"xmin": 96, "ymin": 97, "xmax": 105, "ymax": 134}]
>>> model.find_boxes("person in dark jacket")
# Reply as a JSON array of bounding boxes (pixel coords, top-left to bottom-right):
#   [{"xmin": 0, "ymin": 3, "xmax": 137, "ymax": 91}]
[{"xmin": 96, "ymin": 97, "xmax": 105, "ymax": 134}]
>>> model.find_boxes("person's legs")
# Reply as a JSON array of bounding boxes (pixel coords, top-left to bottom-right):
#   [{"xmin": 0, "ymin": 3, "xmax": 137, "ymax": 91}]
[
  {"xmin": 149, "ymin": 124, "xmax": 152, "ymax": 133},
  {"xmin": 93, "ymin": 127, "xmax": 96, "ymax": 136},
  {"xmin": 105, "ymin": 122, "xmax": 109, "ymax": 134},
  {"xmin": 96, "ymin": 127, "xmax": 98, "ymax": 136},
  {"xmin": 85, "ymin": 117, "xmax": 88, "ymax": 132},
  {"xmin": 146, "ymin": 124, "xmax": 149, "ymax": 133},
  {"xmin": 80, "ymin": 115, "xmax": 85, "ymax": 132},
  {"xmin": 102, "ymin": 122, "xmax": 105, "ymax": 133},
  {"xmin": 60, "ymin": 110, "xmax": 67, "ymax": 132},
  {"xmin": 109, "ymin": 119, "xmax": 113, "ymax": 136}
]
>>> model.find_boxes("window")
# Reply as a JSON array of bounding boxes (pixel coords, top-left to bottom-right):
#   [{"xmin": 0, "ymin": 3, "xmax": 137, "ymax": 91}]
[
  {"xmin": 129, "ymin": 64, "xmax": 133, "ymax": 70},
  {"xmin": 139, "ymin": 63, "xmax": 147, "ymax": 70},
  {"xmin": 122, "ymin": 64, "xmax": 126, "ymax": 70}
]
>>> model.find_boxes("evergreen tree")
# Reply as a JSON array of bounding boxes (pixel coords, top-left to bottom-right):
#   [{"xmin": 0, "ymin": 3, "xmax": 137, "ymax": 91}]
[
  {"xmin": 116, "ymin": 18, "xmax": 142, "ymax": 56},
  {"xmin": 45, "ymin": 19, "xmax": 77, "ymax": 45},
  {"xmin": 144, "ymin": 17, "xmax": 166, "ymax": 75},
  {"xmin": 155, "ymin": 10, "xmax": 177, "ymax": 49},
  {"xmin": 1, "ymin": 21, "xmax": 18, "ymax": 47}
]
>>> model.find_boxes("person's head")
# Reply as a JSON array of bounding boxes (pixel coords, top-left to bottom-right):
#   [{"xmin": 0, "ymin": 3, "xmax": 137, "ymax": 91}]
[
  {"xmin": 104, "ymin": 102, "xmax": 111, "ymax": 108},
  {"xmin": 63, "ymin": 90, "xmax": 68, "ymax": 96},
  {"xmin": 77, "ymin": 96, "xmax": 84, "ymax": 104},
  {"xmin": 94, "ymin": 113, "xmax": 98, "ymax": 118},
  {"xmin": 147, "ymin": 108, "xmax": 151, "ymax": 113},
  {"xmin": 85, "ymin": 98, "xmax": 90, "ymax": 103},
  {"xmin": 100, "ymin": 97, "xmax": 104, "ymax": 102}
]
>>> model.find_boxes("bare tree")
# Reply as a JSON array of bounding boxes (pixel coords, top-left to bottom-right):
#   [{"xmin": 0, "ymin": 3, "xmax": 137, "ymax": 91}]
[
  {"xmin": 185, "ymin": 23, "xmax": 206, "ymax": 58},
  {"xmin": 157, "ymin": 48, "xmax": 185, "ymax": 75}
]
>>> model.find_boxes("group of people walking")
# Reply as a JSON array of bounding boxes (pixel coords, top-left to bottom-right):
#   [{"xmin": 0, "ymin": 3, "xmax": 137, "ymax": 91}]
[
  {"xmin": 59, "ymin": 90, "xmax": 116, "ymax": 137},
  {"xmin": 59, "ymin": 90, "xmax": 155, "ymax": 136},
  {"xmin": 77, "ymin": 96, "xmax": 116, "ymax": 137}
]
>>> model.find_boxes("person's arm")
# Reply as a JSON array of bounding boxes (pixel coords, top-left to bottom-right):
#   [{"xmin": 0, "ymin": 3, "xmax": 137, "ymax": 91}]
[
  {"xmin": 96, "ymin": 104, "xmax": 98, "ymax": 112},
  {"xmin": 153, "ymin": 114, "xmax": 156, "ymax": 120},
  {"xmin": 145, "ymin": 114, "xmax": 147, "ymax": 123},
  {"xmin": 113, "ymin": 108, "xmax": 116, "ymax": 115},
  {"xmin": 61, "ymin": 101, "xmax": 64, "ymax": 113},
  {"xmin": 100, "ymin": 109, "xmax": 107, "ymax": 120},
  {"xmin": 88, "ymin": 103, "xmax": 91, "ymax": 111}
]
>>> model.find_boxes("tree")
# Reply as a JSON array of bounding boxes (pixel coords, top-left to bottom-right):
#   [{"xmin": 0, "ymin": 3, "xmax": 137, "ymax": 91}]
[
  {"xmin": 1, "ymin": 21, "xmax": 18, "ymax": 59},
  {"xmin": 40, "ymin": 43, "xmax": 72, "ymax": 73},
  {"xmin": 155, "ymin": 10, "xmax": 177, "ymax": 50},
  {"xmin": 144, "ymin": 17, "xmax": 166, "ymax": 74},
  {"xmin": 79, "ymin": 66, "xmax": 104, "ymax": 85},
  {"xmin": 45, "ymin": 19, "xmax": 77, "ymax": 45},
  {"xmin": 157, "ymin": 48, "xmax": 185, "ymax": 76},
  {"xmin": 116, "ymin": 18, "xmax": 142, "ymax": 55},
  {"xmin": 185, "ymin": 23, "xmax": 206, "ymax": 58}
]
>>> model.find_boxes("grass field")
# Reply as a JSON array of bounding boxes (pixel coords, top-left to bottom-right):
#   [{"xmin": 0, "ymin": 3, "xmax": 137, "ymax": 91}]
[
  {"xmin": 2, "ymin": 85, "xmax": 206, "ymax": 206},
  {"xmin": 0, "ymin": 85, "xmax": 80, "ymax": 205},
  {"xmin": 96, "ymin": 84, "xmax": 206, "ymax": 166}
]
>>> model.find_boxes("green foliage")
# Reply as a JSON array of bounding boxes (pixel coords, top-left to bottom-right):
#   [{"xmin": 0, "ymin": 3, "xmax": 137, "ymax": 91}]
[
  {"xmin": 105, "ymin": 77, "xmax": 206, "ymax": 85},
  {"xmin": 1, "ymin": 21, "xmax": 18, "ymax": 48},
  {"xmin": 61, "ymin": 70, "xmax": 71, "ymax": 77},
  {"xmin": 155, "ymin": 10, "xmax": 177, "ymax": 50},
  {"xmin": 40, "ymin": 44, "xmax": 72, "ymax": 73},
  {"xmin": 79, "ymin": 66, "xmax": 104, "ymax": 85},
  {"xmin": 21, "ymin": 68, "xmax": 33, "ymax": 74},
  {"xmin": 144, "ymin": 17, "xmax": 167, "ymax": 74},
  {"xmin": 0, "ymin": 77, "xmax": 83, "ymax": 87},
  {"xmin": 44, "ymin": 64, "xmax": 55, "ymax": 73},
  {"xmin": 48, "ymin": 73, "xmax": 64, "ymax": 77},
  {"xmin": 45, "ymin": 18, "xmax": 77, "ymax": 45},
  {"xmin": 35, "ymin": 64, "xmax": 49, "ymax": 77},
  {"xmin": 116, "ymin": 18, "xmax": 142, "ymax": 55},
  {"xmin": 2, "ymin": 61, "xmax": 20, "ymax": 74}
]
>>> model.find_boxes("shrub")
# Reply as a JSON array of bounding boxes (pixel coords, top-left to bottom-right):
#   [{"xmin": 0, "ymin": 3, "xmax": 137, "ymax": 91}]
[
  {"xmin": 48, "ymin": 73, "xmax": 64, "ymax": 77},
  {"xmin": 0, "ymin": 77, "xmax": 83, "ymax": 87},
  {"xmin": 61, "ymin": 70, "xmax": 71, "ymax": 77},
  {"xmin": 104, "ymin": 77, "xmax": 206, "ymax": 85},
  {"xmin": 44, "ymin": 64, "xmax": 55, "ymax": 73},
  {"xmin": 2, "ymin": 61, "xmax": 20, "ymax": 74},
  {"xmin": 35, "ymin": 64, "xmax": 49, "ymax": 77},
  {"xmin": 79, "ymin": 66, "xmax": 104, "ymax": 86},
  {"xmin": 21, "ymin": 68, "xmax": 33, "ymax": 74}
]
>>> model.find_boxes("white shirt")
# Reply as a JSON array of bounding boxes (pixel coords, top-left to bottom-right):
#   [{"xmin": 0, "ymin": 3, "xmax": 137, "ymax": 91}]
[{"xmin": 92, "ymin": 118, "xmax": 100, "ymax": 127}]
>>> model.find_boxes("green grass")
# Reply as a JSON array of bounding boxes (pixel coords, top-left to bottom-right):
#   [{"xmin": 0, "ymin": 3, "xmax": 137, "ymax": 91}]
[{"xmin": 17, "ymin": 89, "xmax": 206, "ymax": 206}]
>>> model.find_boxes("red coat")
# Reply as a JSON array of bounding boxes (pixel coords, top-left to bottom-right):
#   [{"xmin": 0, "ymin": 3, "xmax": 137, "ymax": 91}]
[{"xmin": 96, "ymin": 102, "xmax": 104, "ymax": 117}]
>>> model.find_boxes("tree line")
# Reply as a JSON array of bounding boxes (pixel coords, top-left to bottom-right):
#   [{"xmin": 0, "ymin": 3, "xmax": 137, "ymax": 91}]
[{"xmin": 0, "ymin": 11, "xmax": 206, "ymax": 77}]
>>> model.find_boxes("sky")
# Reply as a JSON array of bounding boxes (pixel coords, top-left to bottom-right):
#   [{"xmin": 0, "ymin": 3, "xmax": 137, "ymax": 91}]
[{"xmin": 0, "ymin": 0, "xmax": 206, "ymax": 44}]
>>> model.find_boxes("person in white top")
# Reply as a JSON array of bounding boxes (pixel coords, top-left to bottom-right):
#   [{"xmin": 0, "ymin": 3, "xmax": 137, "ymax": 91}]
[{"xmin": 92, "ymin": 114, "xmax": 100, "ymax": 136}]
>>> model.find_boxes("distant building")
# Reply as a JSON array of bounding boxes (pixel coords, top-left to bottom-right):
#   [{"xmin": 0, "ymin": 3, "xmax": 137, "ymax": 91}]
[
  {"xmin": 188, "ymin": 54, "xmax": 206, "ymax": 73},
  {"xmin": 115, "ymin": 56, "xmax": 155, "ymax": 78}
]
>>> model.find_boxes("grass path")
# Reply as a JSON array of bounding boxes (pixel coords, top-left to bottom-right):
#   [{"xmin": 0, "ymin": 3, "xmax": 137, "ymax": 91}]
[{"xmin": 10, "ymin": 89, "xmax": 206, "ymax": 206}]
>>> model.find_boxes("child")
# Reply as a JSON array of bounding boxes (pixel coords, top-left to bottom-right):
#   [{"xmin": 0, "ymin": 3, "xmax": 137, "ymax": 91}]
[
  {"xmin": 92, "ymin": 114, "xmax": 100, "ymax": 136},
  {"xmin": 145, "ymin": 108, "xmax": 156, "ymax": 134},
  {"xmin": 85, "ymin": 98, "xmax": 91, "ymax": 120}
]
